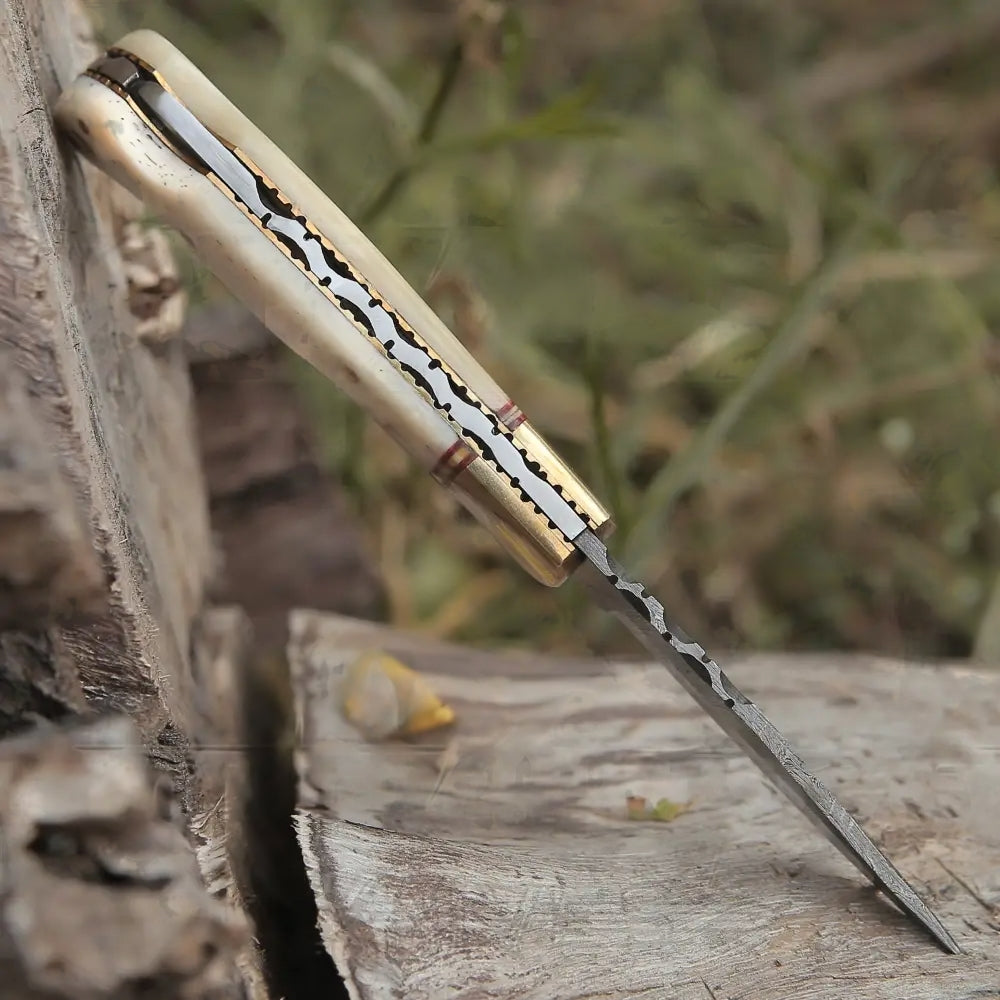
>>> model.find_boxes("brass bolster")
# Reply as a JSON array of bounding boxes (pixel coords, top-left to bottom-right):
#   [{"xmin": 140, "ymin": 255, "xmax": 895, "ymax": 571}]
[
  {"xmin": 513, "ymin": 422, "xmax": 614, "ymax": 536},
  {"xmin": 444, "ymin": 421, "xmax": 615, "ymax": 588}
]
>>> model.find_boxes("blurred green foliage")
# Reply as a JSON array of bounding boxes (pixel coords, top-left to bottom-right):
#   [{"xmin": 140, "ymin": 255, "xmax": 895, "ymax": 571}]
[{"xmin": 95, "ymin": 0, "xmax": 1000, "ymax": 660}]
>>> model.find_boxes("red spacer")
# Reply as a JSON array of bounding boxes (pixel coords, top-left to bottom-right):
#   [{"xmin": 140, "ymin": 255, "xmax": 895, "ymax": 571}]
[
  {"xmin": 431, "ymin": 440, "xmax": 476, "ymax": 484},
  {"xmin": 496, "ymin": 400, "xmax": 526, "ymax": 429}
]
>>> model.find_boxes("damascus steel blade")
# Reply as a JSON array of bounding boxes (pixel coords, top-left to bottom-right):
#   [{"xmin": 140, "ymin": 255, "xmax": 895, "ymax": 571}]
[{"xmin": 574, "ymin": 529, "xmax": 960, "ymax": 954}]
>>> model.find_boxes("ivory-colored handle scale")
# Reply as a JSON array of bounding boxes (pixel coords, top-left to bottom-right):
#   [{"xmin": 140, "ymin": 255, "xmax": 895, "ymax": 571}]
[
  {"xmin": 56, "ymin": 33, "xmax": 613, "ymax": 586},
  {"xmin": 118, "ymin": 28, "xmax": 516, "ymax": 418},
  {"xmin": 56, "ymin": 74, "xmax": 459, "ymax": 472}
]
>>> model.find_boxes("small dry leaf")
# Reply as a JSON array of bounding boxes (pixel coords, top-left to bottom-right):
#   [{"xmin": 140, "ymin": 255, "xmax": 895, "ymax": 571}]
[
  {"xmin": 625, "ymin": 795, "xmax": 648, "ymax": 821},
  {"xmin": 650, "ymin": 797, "xmax": 691, "ymax": 823},
  {"xmin": 625, "ymin": 794, "xmax": 692, "ymax": 823}
]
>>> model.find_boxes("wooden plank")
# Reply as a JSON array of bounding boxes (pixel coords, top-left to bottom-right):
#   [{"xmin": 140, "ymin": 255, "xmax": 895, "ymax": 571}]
[
  {"xmin": 0, "ymin": 0, "xmax": 211, "ymax": 775},
  {"xmin": 290, "ymin": 612, "xmax": 1000, "ymax": 999}
]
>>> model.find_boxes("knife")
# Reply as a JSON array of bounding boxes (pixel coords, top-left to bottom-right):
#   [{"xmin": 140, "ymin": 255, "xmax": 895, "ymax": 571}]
[{"xmin": 56, "ymin": 30, "xmax": 959, "ymax": 954}]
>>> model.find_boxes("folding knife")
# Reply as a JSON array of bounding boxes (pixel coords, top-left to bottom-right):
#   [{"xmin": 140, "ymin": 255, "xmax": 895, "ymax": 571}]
[{"xmin": 56, "ymin": 30, "xmax": 958, "ymax": 953}]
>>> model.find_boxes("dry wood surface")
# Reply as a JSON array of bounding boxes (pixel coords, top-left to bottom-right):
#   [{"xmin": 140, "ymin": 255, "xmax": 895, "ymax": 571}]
[
  {"xmin": 0, "ymin": 0, "xmax": 211, "ymax": 775},
  {"xmin": 0, "ymin": 5, "xmax": 264, "ymax": 995},
  {"xmin": 291, "ymin": 612, "xmax": 1000, "ymax": 1000}
]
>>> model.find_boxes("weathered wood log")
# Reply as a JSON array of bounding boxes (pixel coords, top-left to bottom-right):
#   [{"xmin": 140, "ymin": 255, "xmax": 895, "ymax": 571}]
[
  {"xmin": 0, "ymin": 715, "xmax": 245, "ymax": 999},
  {"xmin": 290, "ymin": 612, "xmax": 1000, "ymax": 999},
  {"xmin": 189, "ymin": 607, "xmax": 270, "ymax": 999},
  {"xmin": 0, "ymin": 354, "xmax": 96, "ymax": 731},
  {"xmin": 1, "ymin": 0, "xmax": 212, "ymax": 773},
  {"xmin": 183, "ymin": 304, "xmax": 386, "ymax": 997},
  {"xmin": 0, "ymin": 357, "xmax": 104, "ymax": 630},
  {"xmin": 0, "ymin": 6, "xmax": 259, "ymax": 994},
  {"xmin": 189, "ymin": 606, "xmax": 343, "ymax": 1000}
]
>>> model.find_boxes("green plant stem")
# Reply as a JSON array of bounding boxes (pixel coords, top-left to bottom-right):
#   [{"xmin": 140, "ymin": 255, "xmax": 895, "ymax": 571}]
[
  {"xmin": 360, "ymin": 41, "xmax": 464, "ymax": 225},
  {"xmin": 583, "ymin": 340, "xmax": 629, "ymax": 538}
]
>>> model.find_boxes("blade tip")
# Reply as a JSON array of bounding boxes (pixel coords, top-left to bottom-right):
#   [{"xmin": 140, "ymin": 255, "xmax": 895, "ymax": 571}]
[
  {"xmin": 936, "ymin": 927, "xmax": 962, "ymax": 956},
  {"xmin": 914, "ymin": 908, "xmax": 961, "ymax": 955}
]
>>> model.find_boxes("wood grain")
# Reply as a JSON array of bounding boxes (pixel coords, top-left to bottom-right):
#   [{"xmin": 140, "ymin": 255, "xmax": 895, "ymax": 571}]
[
  {"xmin": 0, "ymin": 0, "xmax": 211, "ymax": 776},
  {"xmin": 189, "ymin": 607, "xmax": 271, "ymax": 999},
  {"xmin": 0, "ymin": 7, "xmax": 257, "ymax": 993},
  {"xmin": 0, "ymin": 356, "xmax": 104, "ymax": 628},
  {"xmin": 291, "ymin": 612, "xmax": 1000, "ymax": 999},
  {"xmin": 192, "ymin": 605, "xmax": 344, "ymax": 1000}
]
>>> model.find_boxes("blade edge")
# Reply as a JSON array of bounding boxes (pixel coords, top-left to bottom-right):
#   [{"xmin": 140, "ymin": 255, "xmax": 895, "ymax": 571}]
[{"xmin": 573, "ymin": 529, "xmax": 960, "ymax": 954}]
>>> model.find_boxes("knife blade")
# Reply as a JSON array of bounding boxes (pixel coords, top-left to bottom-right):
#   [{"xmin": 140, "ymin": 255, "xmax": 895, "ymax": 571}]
[
  {"xmin": 55, "ymin": 32, "xmax": 959, "ymax": 954},
  {"xmin": 574, "ymin": 529, "xmax": 959, "ymax": 953}
]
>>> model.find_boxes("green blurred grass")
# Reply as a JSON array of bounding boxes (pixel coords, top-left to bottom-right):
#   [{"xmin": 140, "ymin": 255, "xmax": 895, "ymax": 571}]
[{"xmin": 95, "ymin": 0, "xmax": 1000, "ymax": 660}]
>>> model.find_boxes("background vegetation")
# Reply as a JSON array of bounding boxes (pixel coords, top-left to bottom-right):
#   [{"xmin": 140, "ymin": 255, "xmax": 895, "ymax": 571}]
[{"xmin": 94, "ymin": 0, "xmax": 1000, "ymax": 661}]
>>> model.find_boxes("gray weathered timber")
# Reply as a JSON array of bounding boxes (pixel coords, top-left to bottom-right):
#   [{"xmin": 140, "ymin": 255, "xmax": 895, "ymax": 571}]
[
  {"xmin": 0, "ymin": 6, "xmax": 262, "ymax": 994},
  {"xmin": 290, "ymin": 612, "xmax": 1000, "ymax": 1000},
  {"xmin": 189, "ymin": 607, "xmax": 271, "ymax": 1000},
  {"xmin": 0, "ymin": 0, "xmax": 211, "ymax": 771},
  {"xmin": 192, "ymin": 606, "xmax": 345, "ymax": 1000}
]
